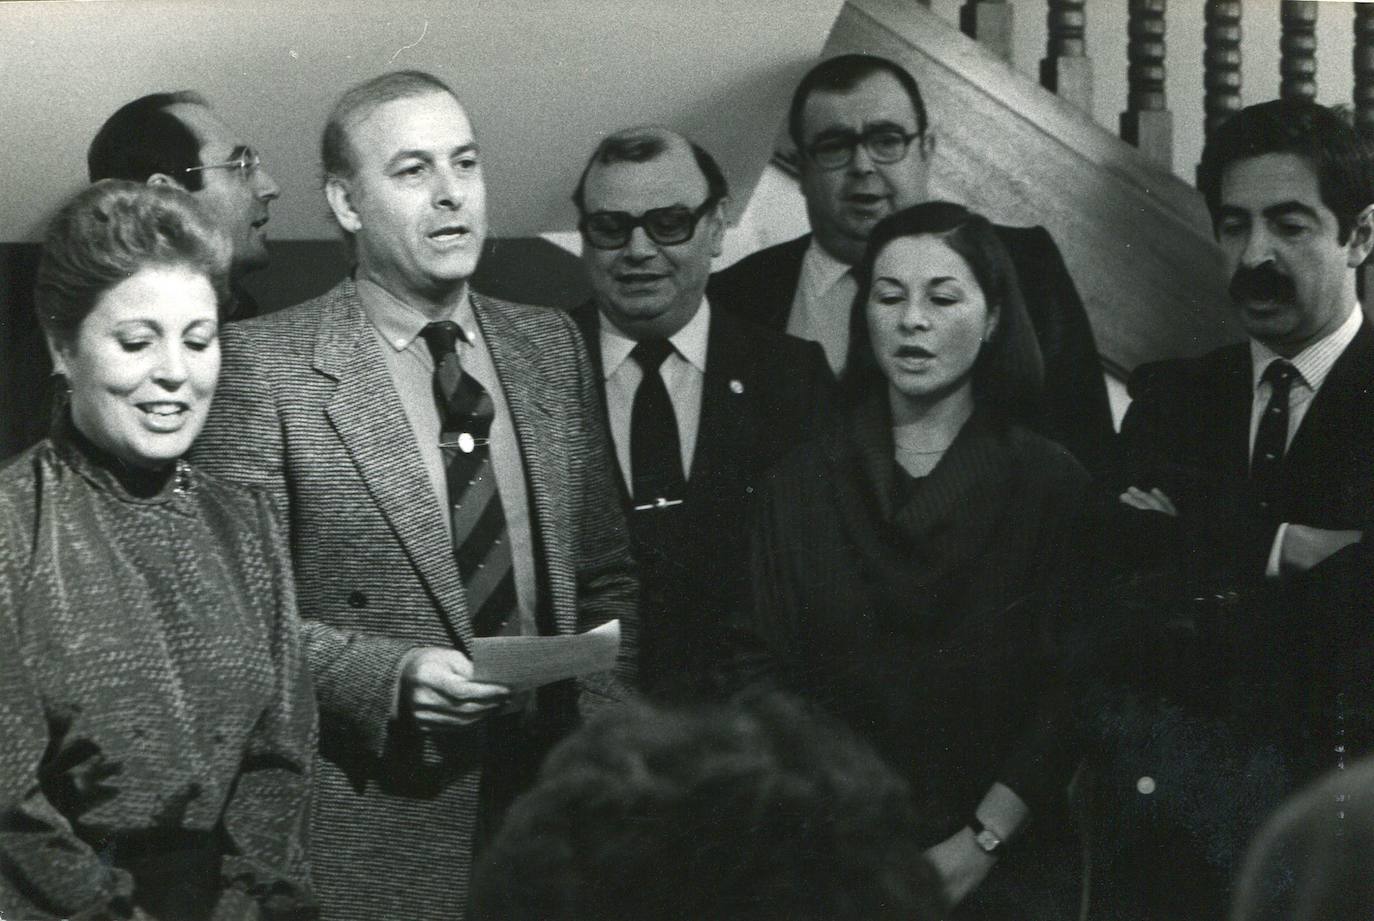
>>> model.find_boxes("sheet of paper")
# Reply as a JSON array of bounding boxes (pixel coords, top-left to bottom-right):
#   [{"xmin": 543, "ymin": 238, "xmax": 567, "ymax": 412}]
[{"xmin": 470, "ymin": 619, "xmax": 620, "ymax": 690}]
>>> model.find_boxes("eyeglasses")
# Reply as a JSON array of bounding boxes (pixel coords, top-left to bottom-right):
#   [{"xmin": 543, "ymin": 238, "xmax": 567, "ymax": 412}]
[
  {"xmin": 806, "ymin": 127, "xmax": 921, "ymax": 170},
  {"xmin": 184, "ymin": 148, "xmax": 262, "ymax": 179},
  {"xmin": 579, "ymin": 196, "xmax": 720, "ymax": 250}
]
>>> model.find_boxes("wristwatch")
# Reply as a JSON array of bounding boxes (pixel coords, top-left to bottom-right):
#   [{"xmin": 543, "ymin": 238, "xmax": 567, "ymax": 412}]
[{"xmin": 968, "ymin": 817, "xmax": 1007, "ymax": 857}]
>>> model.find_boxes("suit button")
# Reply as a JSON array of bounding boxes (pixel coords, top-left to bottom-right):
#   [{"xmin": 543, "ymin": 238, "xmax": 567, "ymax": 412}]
[
  {"xmin": 1136, "ymin": 776, "xmax": 1156, "ymax": 795},
  {"xmin": 348, "ymin": 591, "xmax": 368, "ymax": 609}
]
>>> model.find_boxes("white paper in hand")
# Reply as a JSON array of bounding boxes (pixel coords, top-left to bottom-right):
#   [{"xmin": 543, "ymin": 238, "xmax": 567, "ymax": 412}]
[{"xmin": 470, "ymin": 619, "xmax": 620, "ymax": 690}]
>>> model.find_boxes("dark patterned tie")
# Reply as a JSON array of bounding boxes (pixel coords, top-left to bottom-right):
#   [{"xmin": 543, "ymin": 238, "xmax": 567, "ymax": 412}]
[
  {"xmin": 629, "ymin": 339, "xmax": 686, "ymax": 508},
  {"xmin": 1251, "ymin": 358, "xmax": 1297, "ymax": 514},
  {"xmin": 420, "ymin": 321, "xmax": 515, "ymax": 636}
]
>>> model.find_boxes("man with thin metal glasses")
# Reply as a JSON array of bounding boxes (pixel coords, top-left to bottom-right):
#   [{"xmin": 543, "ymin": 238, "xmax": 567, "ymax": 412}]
[
  {"xmin": 570, "ymin": 126, "xmax": 836, "ymax": 699},
  {"xmin": 89, "ymin": 91, "xmax": 281, "ymax": 319},
  {"xmin": 708, "ymin": 53, "xmax": 1113, "ymax": 471}
]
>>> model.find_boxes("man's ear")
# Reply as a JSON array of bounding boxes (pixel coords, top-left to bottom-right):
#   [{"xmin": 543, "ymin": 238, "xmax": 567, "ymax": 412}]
[
  {"xmin": 146, "ymin": 173, "xmax": 187, "ymax": 190},
  {"xmin": 1347, "ymin": 203, "xmax": 1374, "ymax": 268},
  {"xmin": 918, "ymin": 128, "xmax": 936, "ymax": 162},
  {"xmin": 325, "ymin": 177, "xmax": 362, "ymax": 233},
  {"xmin": 708, "ymin": 197, "xmax": 729, "ymax": 259}
]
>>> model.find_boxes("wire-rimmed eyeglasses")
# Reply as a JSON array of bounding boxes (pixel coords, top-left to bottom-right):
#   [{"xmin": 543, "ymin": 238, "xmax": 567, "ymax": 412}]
[{"xmin": 184, "ymin": 147, "xmax": 262, "ymax": 179}]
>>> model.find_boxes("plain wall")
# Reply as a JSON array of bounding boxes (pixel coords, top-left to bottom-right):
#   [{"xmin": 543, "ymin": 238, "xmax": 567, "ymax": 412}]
[{"xmin": 0, "ymin": 0, "xmax": 843, "ymax": 243}]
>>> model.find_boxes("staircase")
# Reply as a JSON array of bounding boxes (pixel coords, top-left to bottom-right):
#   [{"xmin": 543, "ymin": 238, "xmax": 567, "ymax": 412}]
[{"xmin": 813, "ymin": 0, "xmax": 1241, "ymax": 379}]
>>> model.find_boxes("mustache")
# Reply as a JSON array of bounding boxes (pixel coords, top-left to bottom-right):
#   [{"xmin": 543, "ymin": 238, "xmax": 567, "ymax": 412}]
[{"xmin": 1230, "ymin": 262, "xmax": 1297, "ymax": 304}]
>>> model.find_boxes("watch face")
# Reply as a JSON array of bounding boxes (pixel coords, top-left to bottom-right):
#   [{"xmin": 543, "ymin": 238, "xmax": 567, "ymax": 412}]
[{"xmin": 974, "ymin": 828, "xmax": 1001, "ymax": 854}]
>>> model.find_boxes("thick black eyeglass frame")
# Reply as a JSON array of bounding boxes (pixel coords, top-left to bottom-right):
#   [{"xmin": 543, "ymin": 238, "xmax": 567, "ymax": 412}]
[
  {"xmin": 806, "ymin": 127, "xmax": 921, "ymax": 170},
  {"xmin": 579, "ymin": 195, "xmax": 721, "ymax": 250}
]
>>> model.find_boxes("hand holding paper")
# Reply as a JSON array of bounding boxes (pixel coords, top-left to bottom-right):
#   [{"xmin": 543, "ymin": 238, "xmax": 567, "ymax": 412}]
[{"xmin": 470, "ymin": 619, "xmax": 620, "ymax": 690}]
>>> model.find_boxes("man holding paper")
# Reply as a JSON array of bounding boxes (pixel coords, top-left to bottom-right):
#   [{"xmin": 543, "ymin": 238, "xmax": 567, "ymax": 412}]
[{"xmin": 192, "ymin": 70, "xmax": 636, "ymax": 921}]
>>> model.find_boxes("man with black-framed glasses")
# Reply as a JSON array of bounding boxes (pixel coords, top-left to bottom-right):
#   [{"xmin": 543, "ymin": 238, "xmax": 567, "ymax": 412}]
[
  {"xmin": 570, "ymin": 126, "xmax": 836, "ymax": 700},
  {"xmin": 708, "ymin": 53, "xmax": 1114, "ymax": 471},
  {"xmin": 89, "ymin": 91, "xmax": 281, "ymax": 319}
]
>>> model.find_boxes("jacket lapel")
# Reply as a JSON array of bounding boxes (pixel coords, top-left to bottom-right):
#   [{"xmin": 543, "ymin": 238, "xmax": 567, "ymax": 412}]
[
  {"xmin": 1285, "ymin": 317, "xmax": 1374, "ymax": 472},
  {"xmin": 316, "ymin": 280, "xmax": 475, "ymax": 649},
  {"xmin": 685, "ymin": 310, "xmax": 754, "ymax": 508},
  {"xmin": 472, "ymin": 293, "xmax": 579, "ymax": 635}
]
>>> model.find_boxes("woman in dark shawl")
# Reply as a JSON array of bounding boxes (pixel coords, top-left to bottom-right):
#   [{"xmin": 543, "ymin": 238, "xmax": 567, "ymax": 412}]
[{"xmin": 743, "ymin": 202, "xmax": 1091, "ymax": 919}]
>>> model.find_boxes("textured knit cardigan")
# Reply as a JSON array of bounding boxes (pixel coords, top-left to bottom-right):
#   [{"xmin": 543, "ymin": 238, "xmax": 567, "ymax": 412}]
[{"xmin": 0, "ymin": 417, "xmax": 317, "ymax": 921}]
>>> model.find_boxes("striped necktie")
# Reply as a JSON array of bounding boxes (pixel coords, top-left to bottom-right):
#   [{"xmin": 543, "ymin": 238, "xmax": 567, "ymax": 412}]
[{"xmin": 420, "ymin": 321, "xmax": 516, "ymax": 636}]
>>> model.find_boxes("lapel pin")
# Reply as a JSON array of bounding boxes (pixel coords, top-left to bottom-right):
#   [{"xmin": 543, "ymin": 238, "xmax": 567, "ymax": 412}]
[{"xmin": 729, "ymin": 379, "xmax": 744, "ymax": 394}]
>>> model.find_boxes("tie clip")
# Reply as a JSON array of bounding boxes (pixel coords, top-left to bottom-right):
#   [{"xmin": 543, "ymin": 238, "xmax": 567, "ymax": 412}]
[
  {"xmin": 439, "ymin": 433, "xmax": 488, "ymax": 453},
  {"xmin": 634, "ymin": 497, "xmax": 684, "ymax": 511}
]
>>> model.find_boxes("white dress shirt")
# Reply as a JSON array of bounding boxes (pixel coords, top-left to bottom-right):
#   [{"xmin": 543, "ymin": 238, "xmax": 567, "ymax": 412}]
[
  {"xmin": 786, "ymin": 240, "xmax": 856, "ymax": 376},
  {"xmin": 600, "ymin": 299, "xmax": 710, "ymax": 488},
  {"xmin": 1250, "ymin": 302, "xmax": 1363, "ymax": 576}
]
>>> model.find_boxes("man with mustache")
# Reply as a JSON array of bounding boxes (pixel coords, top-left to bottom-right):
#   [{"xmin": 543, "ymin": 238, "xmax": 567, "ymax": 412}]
[
  {"xmin": 1083, "ymin": 98, "xmax": 1374, "ymax": 920},
  {"xmin": 707, "ymin": 54, "xmax": 1113, "ymax": 470},
  {"xmin": 191, "ymin": 71, "xmax": 636, "ymax": 920},
  {"xmin": 88, "ymin": 92, "xmax": 281, "ymax": 319}
]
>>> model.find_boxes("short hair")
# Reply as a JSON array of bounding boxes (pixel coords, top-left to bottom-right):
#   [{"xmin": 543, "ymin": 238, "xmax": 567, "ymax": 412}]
[
  {"xmin": 321, "ymin": 69, "xmax": 461, "ymax": 182},
  {"xmin": 88, "ymin": 91, "xmax": 210, "ymax": 192},
  {"xmin": 845, "ymin": 201, "xmax": 1045, "ymax": 424},
  {"xmin": 35, "ymin": 180, "xmax": 231, "ymax": 344},
  {"xmin": 1197, "ymin": 98, "xmax": 1374, "ymax": 243},
  {"xmin": 470, "ymin": 693, "xmax": 944, "ymax": 921},
  {"xmin": 788, "ymin": 54, "xmax": 929, "ymax": 151},
  {"xmin": 570, "ymin": 126, "xmax": 729, "ymax": 214},
  {"xmin": 1231, "ymin": 755, "xmax": 1374, "ymax": 921}
]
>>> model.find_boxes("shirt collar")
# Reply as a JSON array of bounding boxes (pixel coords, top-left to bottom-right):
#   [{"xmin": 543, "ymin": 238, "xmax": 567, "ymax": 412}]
[
  {"xmin": 356, "ymin": 275, "xmax": 479, "ymax": 353},
  {"xmin": 599, "ymin": 297, "xmax": 711, "ymax": 379},
  {"xmin": 801, "ymin": 237, "xmax": 855, "ymax": 295},
  {"xmin": 1249, "ymin": 301, "xmax": 1363, "ymax": 393}
]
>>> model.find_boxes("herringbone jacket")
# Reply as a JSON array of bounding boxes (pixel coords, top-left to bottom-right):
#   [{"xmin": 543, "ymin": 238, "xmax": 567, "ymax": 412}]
[{"xmin": 192, "ymin": 278, "xmax": 637, "ymax": 920}]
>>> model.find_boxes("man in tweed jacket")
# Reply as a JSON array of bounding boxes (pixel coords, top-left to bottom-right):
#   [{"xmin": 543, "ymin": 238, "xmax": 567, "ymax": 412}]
[{"xmin": 192, "ymin": 71, "xmax": 637, "ymax": 920}]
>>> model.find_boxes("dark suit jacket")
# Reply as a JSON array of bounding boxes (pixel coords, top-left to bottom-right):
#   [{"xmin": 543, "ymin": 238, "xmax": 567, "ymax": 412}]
[
  {"xmin": 1082, "ymin": 319, "xmax": 1374, "ymax": 919},
  {"xmin": 571, "ymin": 301, "xmax": 836, "ymax": 699},
  {"xmin": 707, "ymin": 228, "xmax": 1115, "ymax": 471},
  {"xmin": 191, "ymin": 279, "xmax": 637, "ymax": 921}
]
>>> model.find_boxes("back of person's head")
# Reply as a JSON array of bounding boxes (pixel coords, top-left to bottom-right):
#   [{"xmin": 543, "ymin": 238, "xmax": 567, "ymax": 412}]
[
  {"xmin": 88, "ymin": 91, "xmax": 210, "ymax": 192},
  {"xmin": 1197, "ymin": 98, "xmax": 1374, "ymax": 243},
  {"xmin": 787, "ymin": 54, "xmax": 928, "ymax": 150},
  {"xmin": 845, "ymin": 201, "xmax": 1044, "ymax": 422},
  {"xmin": 35, "ymin": 179, "xmax": 230, "ymax": 344},
  {"xmin": 470, "ymin": 693, "xmax": 945, "ymax": 921},
  {"xmin": 1231, "ymin": 755, "xmax": 1374, "ymax": 921},
  {"xmin": 570, "ymin": 125, "xmax": 730, "ymax": 214},
  {"xmin": 320, "ymin": 69, "xmax": 461, "ymax": 182}
]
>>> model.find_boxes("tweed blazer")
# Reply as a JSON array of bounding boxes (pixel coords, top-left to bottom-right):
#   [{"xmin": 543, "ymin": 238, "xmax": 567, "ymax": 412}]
[
  {"xmin": 707, "ymin": 229, "xmax": 1116, "ymax": 471},
  {"xmin": 191, "ymin": 278, "xmax": 637, "ymax": 920}
]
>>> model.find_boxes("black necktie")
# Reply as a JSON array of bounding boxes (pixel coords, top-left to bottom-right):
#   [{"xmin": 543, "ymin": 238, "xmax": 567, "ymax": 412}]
[
  {"xmin": 1251, "ymin": 358, "xmax": 1297, "ymax": 513},
  {"xmin": 629, "ymin": 339, "xmax": 685, "ymax": 507},
  {"xmin": 420, "ymin": 321, "xmax": 516, "ymax": 636}
]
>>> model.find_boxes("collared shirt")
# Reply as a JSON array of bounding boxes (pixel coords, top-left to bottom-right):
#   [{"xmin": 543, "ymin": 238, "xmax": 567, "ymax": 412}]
[
  {"xmin": 357, "ymin": 277, "xmax": 536, "ymax": 638},
  {"xmin": 600, "ymin": 299, "xmax": 710, "ymax": 488},
  {"xmin": 786, "ymin": 240, "xmax": 856, "ymax": 376},
  {"xmin": 1249, "ymin": 301, "xmax": 1363, "ymax": 577}
]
